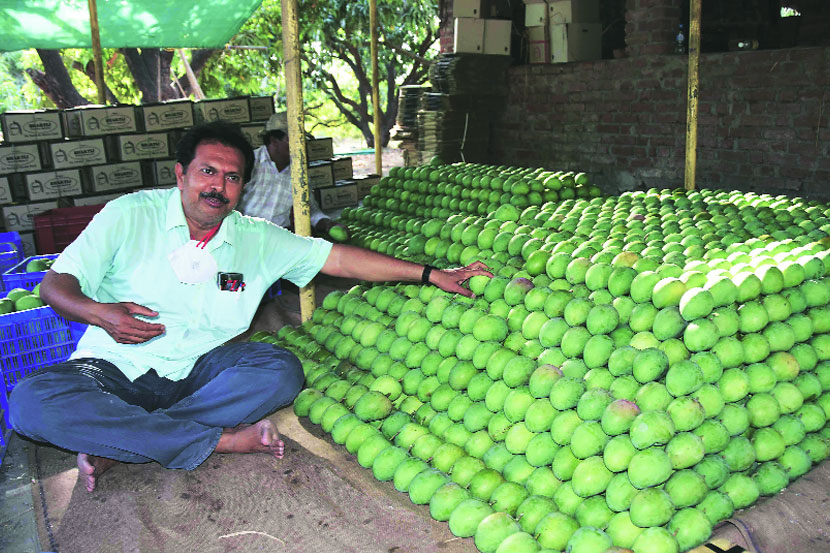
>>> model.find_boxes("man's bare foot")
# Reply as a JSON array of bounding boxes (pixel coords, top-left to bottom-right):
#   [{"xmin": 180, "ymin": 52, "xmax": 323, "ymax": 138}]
[
  {"xmin": 215, "ymin": 419, "xmax": 285, "ymax": 460},
  {"xmin": 77, "ymin": 453, "xmax": 119, "ymax": 493}
]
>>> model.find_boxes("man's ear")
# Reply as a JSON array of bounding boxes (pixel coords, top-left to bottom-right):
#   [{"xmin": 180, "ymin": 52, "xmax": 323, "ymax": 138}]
[{"xmin": 174, "ymin": 162, "xmax": 185, "ymax": 189}]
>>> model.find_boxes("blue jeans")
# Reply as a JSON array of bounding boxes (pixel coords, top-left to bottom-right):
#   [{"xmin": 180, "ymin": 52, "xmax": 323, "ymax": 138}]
[{"xmin": 8, "ymin": 342, "xmax": 303, "ymax": 470}]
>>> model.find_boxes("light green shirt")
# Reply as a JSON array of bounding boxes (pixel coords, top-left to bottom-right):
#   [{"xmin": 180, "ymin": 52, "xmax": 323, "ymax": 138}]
[{"xmin": 52, "ymin": 187, "xmax": 332, "ymax": 381}]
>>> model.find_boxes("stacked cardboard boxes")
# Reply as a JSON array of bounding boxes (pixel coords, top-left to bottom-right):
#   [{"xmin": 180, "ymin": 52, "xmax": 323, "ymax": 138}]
[
  {"xmin": 524, "ymin": 0, "xmax": 602, "ymax": 64},
  {"xmin": 0, "ymin": 96, "xmax": 275, "ymax": 254},
  {"xmin": 452, "ymin": 0, "xmax": 512, "ymax": 56}
]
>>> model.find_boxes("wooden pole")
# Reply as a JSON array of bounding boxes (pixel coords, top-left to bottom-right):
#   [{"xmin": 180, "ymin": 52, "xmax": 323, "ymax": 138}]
[
  {"xmin": 684, "ymin": 0, "xmax": 702, "ymax": 191},
  {"xmin": 370, "ymin": 0, "xmax": 383, "ymax": 175},
  {"xmin": 177, "ymin": 49, "xmax": 205, "ymax": 100},
  {"xmin": 281, "ymin": 0, "xmax": 315, "ymax": 322},
  {"xmin": 87, "ymin": 0, "xmax": 106, "ymax": 104}
]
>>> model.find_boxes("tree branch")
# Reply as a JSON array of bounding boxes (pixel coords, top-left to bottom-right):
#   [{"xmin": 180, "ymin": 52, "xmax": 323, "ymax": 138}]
[
  {"xmin": 71, "ymin": 60, "xmax": 119, "ymax": 104},
  {"xmin": 28, "ymin": 49, "xmax": 90, "ymax": 108}
]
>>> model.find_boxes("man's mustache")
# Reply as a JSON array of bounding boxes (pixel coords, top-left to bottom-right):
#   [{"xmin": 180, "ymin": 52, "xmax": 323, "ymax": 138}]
[{"xmin": 200, "ymin": 191, "xmax": 230, "ymax": 204}]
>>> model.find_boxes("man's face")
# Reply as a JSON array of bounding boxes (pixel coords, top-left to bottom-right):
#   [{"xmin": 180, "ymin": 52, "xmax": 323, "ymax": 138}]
[
  {"xmin": 266, "ymin": 134, "xmax": 290, "ymax": 166},
  {"xmin": 175, "ymin": 141, "xmax": 245, "ymax": 237}
]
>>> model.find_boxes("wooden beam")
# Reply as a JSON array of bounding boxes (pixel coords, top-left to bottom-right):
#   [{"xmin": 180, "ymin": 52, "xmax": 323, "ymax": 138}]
[
  {"xmin": 281, "ymin": 0, "xmax": 315, "ymax": 322},
  {"xmin": 684, "ymin": 0, "xmax": 702, "ymax": 191},
  {"xmin": 87, "ymin": 0, "xmax": 106, "ymax": 104},
  {"xmin": 370, "ymin": 0, "xmax": 383, "ymax": 175}
]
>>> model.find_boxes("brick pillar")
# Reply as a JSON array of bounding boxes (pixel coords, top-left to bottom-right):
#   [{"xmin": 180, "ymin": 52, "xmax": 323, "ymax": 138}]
[
  {"xmin": 439, "ymin": 0, "xmax": 454, "ymax": 53},
  {"xmin": 625, "ymin": 0, "xmax": 683, "ymax": 56}
]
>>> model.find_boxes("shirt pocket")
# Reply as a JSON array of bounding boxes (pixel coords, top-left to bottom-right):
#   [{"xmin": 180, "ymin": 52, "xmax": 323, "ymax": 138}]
[{"xmin": 202, "ymin": 287, "xmax": 255, "ymax": 336}]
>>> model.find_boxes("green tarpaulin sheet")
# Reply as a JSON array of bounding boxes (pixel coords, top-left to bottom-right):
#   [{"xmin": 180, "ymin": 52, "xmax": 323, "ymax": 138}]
[{"xmin": 0, "ymin": 0, "xmax": 264, "ymax": 52}]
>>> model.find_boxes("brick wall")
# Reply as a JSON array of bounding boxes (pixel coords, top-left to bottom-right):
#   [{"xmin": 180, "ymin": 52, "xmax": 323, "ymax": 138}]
[
  {"xmin": 625, "ymin": 0, "xmax": 683, "ymax": 56},
  {"xmin": 435, "ymin": 0, "xmax": 830, "ymax": 200},
  {"xmin": 491, "ymin": 46, "xmax": 830, "ymax": 200}
]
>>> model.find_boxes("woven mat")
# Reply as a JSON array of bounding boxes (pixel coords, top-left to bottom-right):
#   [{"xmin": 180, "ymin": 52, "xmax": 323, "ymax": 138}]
[
  {"xmin": 31, "ymin": 408, "xmax": 477, "ymax": 553},
  {"xmin": 711, "ymin": 460, "xmax": 830, "ymax": 553}
]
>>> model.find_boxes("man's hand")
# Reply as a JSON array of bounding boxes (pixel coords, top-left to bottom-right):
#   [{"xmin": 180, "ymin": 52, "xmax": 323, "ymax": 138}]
[
  {"xmin": 92, "ymin": 302, "xmax": 166, "ymax": 344},
  {"xmin": 316, "ymin": 218, "xmax": 350, "ymax": 242},
  {"xmin": 429, "ymin": 261, "xmax": 493, "ymax": 298}
]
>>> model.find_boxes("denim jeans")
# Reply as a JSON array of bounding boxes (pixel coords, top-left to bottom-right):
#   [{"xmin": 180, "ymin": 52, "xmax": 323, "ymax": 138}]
[{"xmin": 9, "ymin": 342, "xmax": 303, "ymax": 470}]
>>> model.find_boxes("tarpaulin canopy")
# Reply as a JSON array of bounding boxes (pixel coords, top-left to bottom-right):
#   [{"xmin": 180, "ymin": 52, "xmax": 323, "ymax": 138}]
[{"xmin": 0, "ymin": 0, "xmax": 264, "ymax": 52}]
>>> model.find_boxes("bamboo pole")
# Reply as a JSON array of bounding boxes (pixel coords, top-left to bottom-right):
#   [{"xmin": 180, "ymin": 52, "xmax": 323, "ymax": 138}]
[
  {"xmin": 177, "ymin": 49, "xmax": 205, "ymax": 100},
  {"xmin": 370, "ymin": 0, "xmax": 383, "ymax": 175},
  {"xmin": 684, "ymin": 0, "xmax": 702, "ymax": 191},
  {"xmin": 281, "ymin": 0, "xmax": 315, "ymax": 322},
  {"xmin": 87, "ymin": 0, "xmax": 106, "ymax": 104}
]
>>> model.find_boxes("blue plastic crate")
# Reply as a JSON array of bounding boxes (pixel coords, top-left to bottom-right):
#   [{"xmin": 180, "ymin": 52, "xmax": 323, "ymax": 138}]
[
  {"xmin": 0, "ymin": 231, "xmax": 23, "ymax": 292},
  {"xmin": 0, "ymin": 306, "xmax": 86, "ymax": 396},
  {"xmin": 1, "ymin": 254, "xmax": 59, "ymax": 292},
  {"xmin": 1, "ymin": 384, "xmax": 9, "ymax": 461}
]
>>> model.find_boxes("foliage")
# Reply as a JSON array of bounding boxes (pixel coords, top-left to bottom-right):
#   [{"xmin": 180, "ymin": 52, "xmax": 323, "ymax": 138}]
[
  {"xmin": 0, "ymin": 51, "xmax": 48, "ymax": 110},
  {"xmin": 0, "ymin": 0, "xmax": 439, "ymax": 145},
  {"xmin": 297, "ymin": 0, "xmax": 439, "ymax": 145}
]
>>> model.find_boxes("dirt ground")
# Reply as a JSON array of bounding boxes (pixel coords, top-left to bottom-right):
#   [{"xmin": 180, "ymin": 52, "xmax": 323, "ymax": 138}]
[{"xmin": 334, "ymin": 138, "xmax": 405, "ymax": 177}]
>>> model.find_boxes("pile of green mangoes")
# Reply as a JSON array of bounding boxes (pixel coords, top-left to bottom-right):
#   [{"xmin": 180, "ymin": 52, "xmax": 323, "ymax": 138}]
[
  {"xmin": 253, "ymin": 163, "xmax": 830, "ymax": 553},
  {"xmin": 0, "ymin": 286, "xmax": 44, "ymax": 314},
  {"xmin": 25, "ymin": 256, "xmax": 55, "ymax": 273}
]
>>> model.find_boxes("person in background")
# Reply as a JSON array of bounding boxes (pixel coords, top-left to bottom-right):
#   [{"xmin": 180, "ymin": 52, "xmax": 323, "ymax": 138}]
[
  {"xmin": 8, "ymin": 121, "xmax": 491, "ymax": 493},
  {"xmin": 237, "ymin": 111, "xmax": 348, "ymax": 239}
]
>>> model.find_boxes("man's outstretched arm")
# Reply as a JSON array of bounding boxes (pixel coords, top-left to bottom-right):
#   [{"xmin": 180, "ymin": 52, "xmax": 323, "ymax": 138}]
[
  {"xmin": 320, "ymin": 244, "xmax": 492, "ymax": 297},
  {"xmin": 40, "ymin": 271, "xmax": 165, "ymax": 344}
]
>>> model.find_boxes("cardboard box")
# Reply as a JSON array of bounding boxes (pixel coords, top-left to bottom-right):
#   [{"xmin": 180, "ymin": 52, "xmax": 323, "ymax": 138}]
[
  {"xmin": 454, "ymin": 17, "xmax": 485, "ymax": 54},
  {"xmin": 2, "ymin": 201, "xmax": 59, "ymax": 232},
  {"xmin": 550, "ymin": 23, "xmax": 601, "ymax": 63},
  {"xmin": 19, "ymin": 231, "xmax": 37, "ymax": 256},
  {"xmin": 548, "ymin": 0, "xmax": 599, "ymax": 24},
  {"xmin": 315, "ymin": 183, "xmax": 358, "ymax": 210},
  {"xmin": 529, "ymin": 40, "xmax": 550, "ymax": 64},
  {"xmin": 193, "ymin": 98, "xmax": 251, "ymax": 124},
  {"xmin": 85, "ymin": 162, "xmax": 143, "ymax": 193},
  {"xmin": 24, "ymin": 169, "xmax": 84, "ymax": 201},
  {"xmin": 240, "ymin": 124, "xmax": 265, "ymax": 149},
  {"xmin": 138, "ymin": 100, "xmax": 194, "ymax": 131},
  {"xmin": 528, "ymin": 25, "xmax": 550, "ymax": 63},
  {"xmin": 0, "ymin": 177, "xmax": 12, "ymax": 205},
  {"xmin": 248, "ymin": 96, "xmax": 275, "ymax": 121},
  {"xmin": 332, "ymin": 157, "xmax": 354, "ymax": 181},
  {"xmin": 306, "ymin": 137, "xmax": 334, "ymax": 162},
  {"xmin": 453, "ymin": 0, "xmax": 482, "ymax": 18},
  {"xmin": 308, "ymin": 161, "xmax": 334, "ymax": 189},
  {"xmin": 525, "ymin": 2, "xmax": 548, "ymax": 27},
  {"xmin": 145, "ymin": 158, "xmax": 178, "ymax": 186},
  {"xmin": 0, "ymin": 143, "xmax": 42, "ymax": 175},
  {"xmin": 49, "ymin": 138, "xmax": 108, "ymax": 170},
  {"xmin": 484, "ymin": 19, "xmax": 512, "ymax": 55},
  {"xmin": 73, "ymin": 192, "xmax": 126, "ymax": 207},
  {"xmin": 115, "ymin": 133, "xmax": 170, "ymax": 161},
  {"xmin": 64, "ymin": 105, "xmax": 139, "ymax": 137},
  {"xmin": 0, "ymin": 110, "xmax": 64, "ymax": 143},
  {"xmin": 354, "ymin": 174, "xmax": 380, "ymax": 199}
]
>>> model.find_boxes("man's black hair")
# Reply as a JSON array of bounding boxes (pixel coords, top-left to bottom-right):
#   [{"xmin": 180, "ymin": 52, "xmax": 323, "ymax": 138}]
[
  {"xmin": 262, "ymin": 129, "xmax": 286, "ymax": 146},
  {"xmin": 176, "ymin": 121, "xmax": 255, "ymax": 182}
]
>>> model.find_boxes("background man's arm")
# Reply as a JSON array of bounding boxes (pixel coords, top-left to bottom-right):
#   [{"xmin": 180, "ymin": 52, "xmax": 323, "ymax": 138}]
[
  {"xmin": 320, "ymin": 244, "xmax": 491, "ymax": 297},
  {"xmin": 40, "ymin": 271, "xmax": 165, "ymax": 344}
]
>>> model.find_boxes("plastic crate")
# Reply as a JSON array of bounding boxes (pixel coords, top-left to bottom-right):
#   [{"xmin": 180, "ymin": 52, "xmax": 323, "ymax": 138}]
[
  {"xmin": 0, "ymin": 231, "xmax": 24, "ymax": 291},
  {"xmin": 1, "ymin": 254, "xmax": 59, "ymax": 292},
  {"xmin": 34, "ymin": 204, "xmax": 104, "ymax": 254},
  {"xmin": 1, "ymin": 384, "xmax": 9, "ymax": 461},
  {"xmin": 0, "ymin": 306, "xmax": 86, "ymax": 397}
]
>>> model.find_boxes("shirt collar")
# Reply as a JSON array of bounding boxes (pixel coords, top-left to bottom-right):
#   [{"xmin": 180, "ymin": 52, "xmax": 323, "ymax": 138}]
[{"xmin": 164, "ymin": 187, "xmax": 236, "ymax": 249}]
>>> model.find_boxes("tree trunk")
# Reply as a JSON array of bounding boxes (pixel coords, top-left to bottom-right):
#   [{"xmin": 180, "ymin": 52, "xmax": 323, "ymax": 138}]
[
  {"xmin": 121, "ymin": 48, "xmax": 177, "ymax": 103},
  {"xmin": 26, "ymin": 49, "xmax": 90, "ymax": 108}
]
